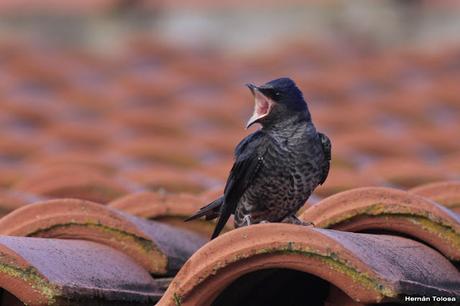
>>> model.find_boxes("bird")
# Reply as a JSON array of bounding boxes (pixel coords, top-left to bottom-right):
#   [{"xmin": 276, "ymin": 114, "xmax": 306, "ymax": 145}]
[{"xmin": 185, "ymin": 77, "xmax": 331, "ymax": 239}]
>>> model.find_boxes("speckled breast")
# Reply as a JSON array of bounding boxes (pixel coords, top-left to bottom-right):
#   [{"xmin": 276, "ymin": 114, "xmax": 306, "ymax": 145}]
[{"xmin": 235, "ymin": 136, "xmax": 324, "ymax": 226}]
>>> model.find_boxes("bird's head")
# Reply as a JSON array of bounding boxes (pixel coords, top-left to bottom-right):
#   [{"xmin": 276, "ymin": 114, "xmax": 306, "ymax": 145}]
[{"xmin": 245, "ymin": 77, "xmax": 310, "ymax": 129}]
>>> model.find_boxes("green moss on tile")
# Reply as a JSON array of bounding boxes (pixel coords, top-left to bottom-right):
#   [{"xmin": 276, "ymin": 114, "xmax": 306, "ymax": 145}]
[
  {"xmin": 320, "ymin": 203, "xmax": 460, "ymax": 249},
  {"xmin": 187, "ymin": 242, "xmax": 396, "ymax": 302},
  {"xmin": 173, "ymin": 292, "xmax": 182, "ymax": 306},
  {"xmin": 407, "ymin": 216, "xmax": 460, "ymax": 251},
  {"xmin": 0, "ymin": 263, "xmax": 59, "ymax": 304},
  {"xmin": 257, "ymin": 245, "xmax": 396, "ymax": 299}
]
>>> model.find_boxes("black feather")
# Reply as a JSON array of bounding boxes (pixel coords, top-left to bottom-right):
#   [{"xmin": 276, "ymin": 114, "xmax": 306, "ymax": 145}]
[{"xmin": 211, "ymin": 132, "xmax": 267, "ymax": 239}]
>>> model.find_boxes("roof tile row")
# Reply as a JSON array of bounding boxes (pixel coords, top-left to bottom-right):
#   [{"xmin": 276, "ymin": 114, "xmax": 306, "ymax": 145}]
[
  {"xmin": 0, "ymin": 182, "xmax": 458, "ymax": 305},
  {"xmin": 0, "ymin": 40, "xmax": 459, "ymax": 305}
]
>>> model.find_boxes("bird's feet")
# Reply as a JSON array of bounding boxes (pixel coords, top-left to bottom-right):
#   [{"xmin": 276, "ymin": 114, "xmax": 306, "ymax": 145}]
[
  {"xmin": 242, "ymin": 214, "xmax": 253, "ymax": 226},
  {"xmin": 282, "ymin": 215, "xmax": 315, "ymax": 227}
]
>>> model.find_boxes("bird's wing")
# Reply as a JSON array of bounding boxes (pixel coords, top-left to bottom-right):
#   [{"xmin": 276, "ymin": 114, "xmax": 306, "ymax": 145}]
[
  {"xmin": 211, "ymin": 131, "xmax": 268, "ymax": 239},
  {"xmin": 318, "ymin": 132, "xmax": 331, "ymax": 185}
]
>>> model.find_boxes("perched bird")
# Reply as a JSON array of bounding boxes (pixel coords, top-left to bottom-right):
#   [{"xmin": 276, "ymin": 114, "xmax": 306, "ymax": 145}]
[{"xmin": 186, "ymin": 77, "xmax": 331, "ymax": 239}]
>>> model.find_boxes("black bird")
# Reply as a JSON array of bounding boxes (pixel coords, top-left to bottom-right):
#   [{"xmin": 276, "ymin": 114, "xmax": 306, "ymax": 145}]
[{"xmin": 186, "ymin": 77, "xmax": 331, "ymax": 239}]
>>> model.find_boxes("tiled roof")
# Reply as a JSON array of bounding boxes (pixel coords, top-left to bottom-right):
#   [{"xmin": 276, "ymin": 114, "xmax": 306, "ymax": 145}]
[
  {"xmin": 410, "ymin": 181, "xmax": 460, "ymax": 213},
  {"xmin": 300, "ymin": 187, "xmax": 460, "ymax": 261},
  {"xmin": 0, "ymin": 199, "xmax": 205, "ymax": 275},
  {"xmin": 0, "ymin": 237, "xmax": 162, "ymax": 305},
  {"xmin": 0, "ymin": 39, "xmax": 459, "ymax": 305},
  {"xmin": 109, "ymin": 192, "xmax": 223, "ymax": 238},
  {"xmin": 160, "ymin": 224, "xmax": 460, "ymax": 305}
]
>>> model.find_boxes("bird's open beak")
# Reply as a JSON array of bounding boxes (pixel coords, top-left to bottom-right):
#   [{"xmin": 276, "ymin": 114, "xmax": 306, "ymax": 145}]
[{"xmin": 245, "ymin": 83, "xmax": 274, "ymax": 129}]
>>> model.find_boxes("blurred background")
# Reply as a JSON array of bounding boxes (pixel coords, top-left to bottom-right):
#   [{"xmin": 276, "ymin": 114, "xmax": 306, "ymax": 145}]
[{"xmin": 1, "ymin": 0, "xmax": 460, "ymax": 215}]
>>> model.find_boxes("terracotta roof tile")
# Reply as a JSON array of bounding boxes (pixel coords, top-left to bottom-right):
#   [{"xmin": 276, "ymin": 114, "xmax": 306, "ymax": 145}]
[
  {"xmin": 109, "ymin": 191, "xmax": 229, "ymax": 238},
  {"xmin": 361, "ymin": 158, "xmax": 451, "ymax": 188},
  {"xmin": 314, "ymin": 168, "xmax": 379, "ymax": 198},
  {"xmin": 0, "ymin": 236, "xmax": 161, "ymax": 305},
  {"xmin": 0, "ymin": 167, "xmax": 23, "ymax": 188},
  {"xmin": 0, "ymin": 134, "xmax": 40, "ymax": 162},
  {"xmin": 333, "ymin": 131, "xmax": 419, "ymax": 159},
  {"xmin": 410, "ymin": 181, "xmax": 460, "ymax": 213},
  {"xmin": 301, "ymin": 187, "xmax": 460, "ymax": 261},
  {"xmin": 14, "ymin": 167, "xmax": 128, "ymax": 203},
  {"xmin": 442, "ymin": 154, "xmax": 460, "ymax": 175},
  {"xmin": 26, "ymin": 151, "xmax": 117, "ymax": 175},
  {"xmin": 159, "ymin": 224, "xmax": 460, "ymax": 305},
  {"xmin": 408, "ymin": 126, "xmax": 460, "ymax": 155},
  {"xmin": 121, "ymin": 167, "xmax": 210, "ymax": 194},
  {"xmin": 0, "ymin": 190, "xmax": 37, "ymax": 216},
  {"xmin": 111, "ymin": 108, "xmax": 189, "ymax": 137},
  {"xmin": 115, "ymin": 139, "xmax": 202, "ymax": 169},
  {"xmin": 43, "ymin": 122, "xmax": 113, "ymax": 149},
  {"xmin": 109, "ymin": 191, "xmax": 203, "ymax": 219},
  {"xmin": 0, "ymin": 199, "xmax": 205, "ymax": 275}
]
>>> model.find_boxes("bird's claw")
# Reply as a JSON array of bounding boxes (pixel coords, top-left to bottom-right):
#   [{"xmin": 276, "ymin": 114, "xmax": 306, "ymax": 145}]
[{"xmin": 242, "ymin": 215, "xmax": 253, "ymax": 226}]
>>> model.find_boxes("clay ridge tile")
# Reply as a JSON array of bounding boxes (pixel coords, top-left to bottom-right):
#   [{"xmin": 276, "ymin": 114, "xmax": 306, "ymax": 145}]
[
  {"xmin": 300, "ymin": 187, "xmax": 460, "ymax": 261},
  {"xmin": 0, "ymin": 190, "xmax": 35, "ymax": 216},
  {"xmin": 14, "ymin": 167, "xmax": 129, "ymax": 204},
  {"xmin": 0, "ymin": 198, "xmax": 206, "ymax": 275},
  {"xmin": 109, "ymin": 191, "xmax": 219, "ymax": 238},
  {"xmin": 109, "ymin": 191, "xmax": 204, "ymax": 218},
  {"xmin": 361, "ymin": 159, "xmax": 451, "ymax": 188},
  {"xmin": 0, "ymin": 236, "xmax": 161, "ymax": 306},
  {"xmin": 159, "ymin": 224, "xmax": 460, "ymax": 306},
  {"xmin": 410, "ymin": 180, "xmax": 460, "ymax": 213}
]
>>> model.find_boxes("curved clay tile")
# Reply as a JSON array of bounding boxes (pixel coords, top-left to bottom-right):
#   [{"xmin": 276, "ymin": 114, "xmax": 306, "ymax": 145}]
[
  {"xmin": 0, "ymin": 199, "xmax": 205, "ymax": 275},
  {"xmin": 0, "ymin": 134, "xmax": 39, "ymax": 161},
  {"xmin": 0, "ymin": 190, "xmax": 38, "ymax": 216},
  {"xmin": 159, "ymin": 224, "xmax": 460, "ymax": 306},
  {"xmin": 190, "ymin": 103, "xmax": 244, "ymax": 130},
  {"xmin": 376, "ymin": 91, "xmax": 430, "ymax": 121},
  {"xmin": 109, "ymin": 191, "xmax": 226, "ymax": 238},
  {"xmin": 409, "ymin": 126, "xmax": 460, "ymax": 155},
  {"xmin": 300, "ymin": 187, "xmax": 460, "ymax": 260},
  {"xmin": 121, "ymin": 167, "xmax": 209, "ymax": 194},
  {"xmin": 197, "ymin": 159, "xmax": 233, "ymax": 181},
  {"xmin": 442, "ymin": 154, "xmax": 460, "ymax": 176},
  {"xmin": 44, "ymin": 122, "xmax": 112, "ymax": 148},
  {"xmin": 333, "ymin": 131, "xmax": 418, "ymax": 159},
  {"xmin": 410, "ymin": 181, "xmax": 460, "ymax": 213},
  {"xmin": 27, "ymin": 151, "xmax": 116, "ymax": 174},
  {"xmin": 110, "ymin": 191, "xmax": 203, "ymax": 218},
  {"xmin": 314, "ymin": 168, "xmax": 378, "ymax": 198},
  {"xmin": 116, "ymin": 138, "xmax": 201, "ymax": 169},
  {"xmin": 14, "ymin": 167, "xmax": 128, "ymax": 203},
  {"xmin": 196, "ymin": 129, "xmax": 246, "ymax": 157},
  {"xmin": 361, "ymin": 158, "xmax": 450, "ymax": 188},
  {"xmin": 0, "ymin": 236, "xmax": 161, "ymax": 306},
  {"xmin": 0, "ymin": 100, "xmax": 54, "ymax": 127},
  {"xmin": 0, "ymin": 167, "xmax": 23, "ymax": 188},
  {"xmin": 313, "ymin": 104, "xmax": 375, "ymax": 134},
  {"xmin": 111, "ymin": 108, "xmax": 188, "ymax": 137}
]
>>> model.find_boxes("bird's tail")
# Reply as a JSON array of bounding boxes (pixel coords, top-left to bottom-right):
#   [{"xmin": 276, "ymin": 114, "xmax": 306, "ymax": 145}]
[{"xmin": 184, "ymin": 196, "xmax": 223, "ymax": 222}]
